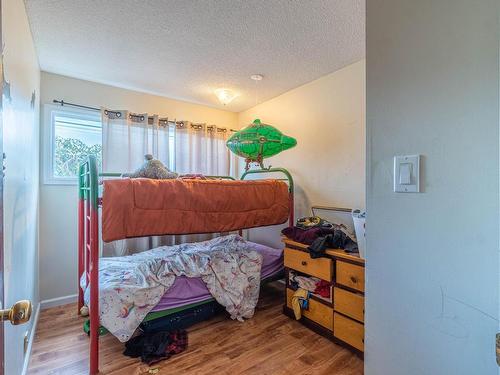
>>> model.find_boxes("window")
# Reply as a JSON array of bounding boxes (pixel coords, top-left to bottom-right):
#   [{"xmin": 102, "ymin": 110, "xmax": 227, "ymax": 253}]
[{"xmin": 44, "ymin": 105, "xmax": 102, "ymax": 184}]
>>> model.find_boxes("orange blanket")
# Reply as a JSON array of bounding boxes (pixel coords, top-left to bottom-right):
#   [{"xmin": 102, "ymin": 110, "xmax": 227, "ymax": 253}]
[{"xmin": 102, "ymin": 178, "xmax": 290, "ymax": 242}]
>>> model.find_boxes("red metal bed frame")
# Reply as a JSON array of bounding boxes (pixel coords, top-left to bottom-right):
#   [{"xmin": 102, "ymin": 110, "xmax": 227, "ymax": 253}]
[{"xmin": 77, "ymin": 155, "xmax": 294, "ymax": 375}]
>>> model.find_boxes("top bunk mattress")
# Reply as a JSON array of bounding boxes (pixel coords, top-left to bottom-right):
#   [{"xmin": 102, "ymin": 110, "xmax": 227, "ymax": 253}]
[{"xmin": 102, "ymin": 178, "xmax": 290, "ymax": 242}]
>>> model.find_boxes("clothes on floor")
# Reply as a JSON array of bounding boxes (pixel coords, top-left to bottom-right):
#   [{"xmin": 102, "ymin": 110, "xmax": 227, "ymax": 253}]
[
  {"xmin": 123, "ymin": 330, "xmax": 188, "ymax": 365},
  {"xmin": 291, "ymin": 288, "xmax": 310, "ymax": 320}
]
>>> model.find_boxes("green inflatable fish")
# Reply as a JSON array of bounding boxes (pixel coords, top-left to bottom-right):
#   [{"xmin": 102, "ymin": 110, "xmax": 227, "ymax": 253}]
[{"xmin": 226, "ymin": 119, "xmax": 297, "ymax": 170}]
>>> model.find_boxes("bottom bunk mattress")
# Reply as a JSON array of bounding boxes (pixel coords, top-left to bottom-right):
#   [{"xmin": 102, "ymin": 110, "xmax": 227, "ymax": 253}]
[
  {"xmin": 151, "ymin": 241, "xmax": 283, "ymax": 312},
  {"xmin": 83, "ymin": 235, "xmax": 283, "ymax": 341}
]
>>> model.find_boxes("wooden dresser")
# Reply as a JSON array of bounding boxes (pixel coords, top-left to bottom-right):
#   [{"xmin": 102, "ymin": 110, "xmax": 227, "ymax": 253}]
[{"xmin": 282, "ymin": 237, "xmax": 365, "ymax": 355}]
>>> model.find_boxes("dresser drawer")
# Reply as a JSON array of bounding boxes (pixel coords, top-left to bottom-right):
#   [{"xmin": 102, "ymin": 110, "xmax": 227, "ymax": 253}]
[
  {"xmin": 336, "ymin": 261, "xmax": 365, "ymax": 292},
  {"xmin": 334, "ymin": 287, "xmax": 364, "ymax": 322},
  {"xmin": 334, "ymin": 313, "xmax": 364, "ymax": 352},
  {"xmin": 284, "ymin": 248, "xmax": 332, "ymax": 281},
  {"xmin": 286, "ymin": 288, "xmax": 333, "ymax": 330}
]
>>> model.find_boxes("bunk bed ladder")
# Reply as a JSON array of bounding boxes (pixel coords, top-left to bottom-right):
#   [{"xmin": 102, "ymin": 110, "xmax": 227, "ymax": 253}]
[{"xmin": 78, "ymin": 156, "xmax": 100, "ymax": 375}]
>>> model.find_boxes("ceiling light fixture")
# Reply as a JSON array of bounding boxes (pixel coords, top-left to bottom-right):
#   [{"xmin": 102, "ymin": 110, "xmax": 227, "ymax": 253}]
[
  {"xmin": 214, "ymin": 88, "xmax": 238, "ymax": 106},
  {"xmin": 250, "ymin": 74, "xmax": 264, "ymax": 106}
]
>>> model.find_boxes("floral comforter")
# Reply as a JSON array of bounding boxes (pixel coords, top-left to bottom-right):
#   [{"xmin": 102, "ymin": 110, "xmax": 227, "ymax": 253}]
[{"xmin": 81, "ymin": 235, "xmax": 262, "ymax": 342}]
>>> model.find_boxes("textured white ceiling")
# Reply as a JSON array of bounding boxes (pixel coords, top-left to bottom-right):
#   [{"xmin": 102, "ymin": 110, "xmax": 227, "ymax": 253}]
[{"xmin": 25, "ymin": 0, "xmax": 365, "ymax": 112}]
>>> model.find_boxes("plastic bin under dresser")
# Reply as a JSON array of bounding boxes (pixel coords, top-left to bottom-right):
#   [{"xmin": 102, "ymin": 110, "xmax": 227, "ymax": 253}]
[{"xmin": 282, "ymin": 237, "xmax": 365, "ymax": 355}]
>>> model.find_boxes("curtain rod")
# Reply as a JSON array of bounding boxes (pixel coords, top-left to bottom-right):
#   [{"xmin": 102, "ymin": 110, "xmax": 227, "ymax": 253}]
[
  {"xmin": 53, "ymin": 100, "xmax": 101, "ymax": 112},
  {"xmin": 52, "ymin": 99, "xmax": 237, "ymax": 132},
  {"xmin": 53, "ymin": 100, "xmax": 163, "ymax": 120}
]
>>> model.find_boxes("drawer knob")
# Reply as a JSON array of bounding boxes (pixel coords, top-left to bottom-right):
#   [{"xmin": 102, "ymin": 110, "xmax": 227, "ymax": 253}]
[
  {"xmin": 301, "ymin": 261, "xmax": 308, "ymax": 266},
  {"xmin": 350, "ymin": 276, "xmax": 357, "ymax": 284}
]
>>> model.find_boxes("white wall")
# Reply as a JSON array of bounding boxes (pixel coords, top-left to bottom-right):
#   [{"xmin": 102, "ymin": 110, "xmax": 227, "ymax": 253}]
[
  {"xmin": 366, "ymin": 1, "xmax": 499, "ymax": 374},
  {"xmin": 39, "ymin": 72, "xmax": 238, "ymax": 302},
  {"xmin": 3, "ymin": 0, "xmax": 40, "ymax": 373},
  {"xmin": 238, "ymin": 60, "xmax": 365, "ymax": 247}
]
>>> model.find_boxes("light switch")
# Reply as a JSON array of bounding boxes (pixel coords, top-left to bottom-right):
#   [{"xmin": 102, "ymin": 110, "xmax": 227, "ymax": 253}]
[
  {"xmin": 394, "ymin": 155, "xmax": 420, "ymax": 193},
  {"xmin": 399, "ymin": 163, "xmax": 412, "ymax": 185}
]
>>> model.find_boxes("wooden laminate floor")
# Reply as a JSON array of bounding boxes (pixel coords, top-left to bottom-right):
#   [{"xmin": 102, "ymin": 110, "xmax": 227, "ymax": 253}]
[{"xmin": 28, "ymin": 282, "xmax": 363, "ymax": 375}]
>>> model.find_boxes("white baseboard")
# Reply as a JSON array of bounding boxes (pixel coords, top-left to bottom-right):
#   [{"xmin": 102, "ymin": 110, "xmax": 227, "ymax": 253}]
[
  {"xmin": 40, "ymin": 294, "xmax": 78, "ymax": 310},
  {"xmin": 21, "ymin": 302, "xmax": 40, "ymax": 375}
]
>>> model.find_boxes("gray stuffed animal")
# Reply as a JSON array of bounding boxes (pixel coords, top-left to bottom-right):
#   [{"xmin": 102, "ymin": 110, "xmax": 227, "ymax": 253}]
[{"xmin": 122, "ymin": 154, "xmax": 178, "ymax": 179}]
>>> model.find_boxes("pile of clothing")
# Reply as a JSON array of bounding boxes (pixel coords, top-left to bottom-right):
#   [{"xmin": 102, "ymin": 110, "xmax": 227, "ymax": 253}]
[
  {"xmin": 282, "ymin": 216, "xmax": 358, "ymax": 258},
  {"xmin": 289, "ymin": 270, "xmax": 331, "ymax": 299},
  {"xmin": 124, "ymin": 330, "xmax": 188, "ymax": 365},
  {"xmin": 289, "ymin": 270, "xmax": 332, "ymax": 320}
]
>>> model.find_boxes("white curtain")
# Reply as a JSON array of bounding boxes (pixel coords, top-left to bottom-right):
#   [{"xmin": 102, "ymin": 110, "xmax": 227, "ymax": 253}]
[
  {"xmin": 102, "ymin": 110, "xmax": 173, "ymax": 172},
  {"xmin": 174, "ymin": 122, "xmax": 230, "ymax": 176},
  {"xmin": 101, "ymin": 109, "xmax": 233, "ymax": 256}
]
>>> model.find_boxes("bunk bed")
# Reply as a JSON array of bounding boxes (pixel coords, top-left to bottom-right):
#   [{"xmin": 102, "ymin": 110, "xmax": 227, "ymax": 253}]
[{"xmin": 77, "ymin": 155, "xmax": 294, "ymax": 375}]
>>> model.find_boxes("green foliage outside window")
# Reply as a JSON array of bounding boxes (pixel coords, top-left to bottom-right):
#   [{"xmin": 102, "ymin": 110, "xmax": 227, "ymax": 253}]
[{"xmin": 54, "ymin": 136, "xmax": 102, "ymax": 177}]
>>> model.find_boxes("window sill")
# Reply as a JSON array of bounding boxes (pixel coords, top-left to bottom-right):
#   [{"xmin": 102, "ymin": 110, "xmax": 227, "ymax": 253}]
[{"xmin": 43, "ymin": 176, "xmax": 78, "ymax": 186}]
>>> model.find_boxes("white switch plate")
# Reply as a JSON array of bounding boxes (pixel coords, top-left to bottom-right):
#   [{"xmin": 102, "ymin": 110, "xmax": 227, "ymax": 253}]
[{"xmin": 394, "ymin": 155, "xmax": 420, "ymax": 193}]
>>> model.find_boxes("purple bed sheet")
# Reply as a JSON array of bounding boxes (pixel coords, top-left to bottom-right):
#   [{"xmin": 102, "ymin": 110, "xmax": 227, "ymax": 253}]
[{"xmin": 151, "ymin": 241, "xmax": 283, "ymax": 312}]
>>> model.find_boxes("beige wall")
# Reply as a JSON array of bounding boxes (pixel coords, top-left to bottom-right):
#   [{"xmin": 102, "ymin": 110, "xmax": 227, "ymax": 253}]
[
  {"xmin": 39, "ymin": 72, "xmax": 238, "ymax": 302},
  {"xmin": 3, "ymin": 0, "xmax": 41, "ymax": 373},
  {"xmin": 238, "ymin": 60, "xmax": 365, "ymax": 247}
]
